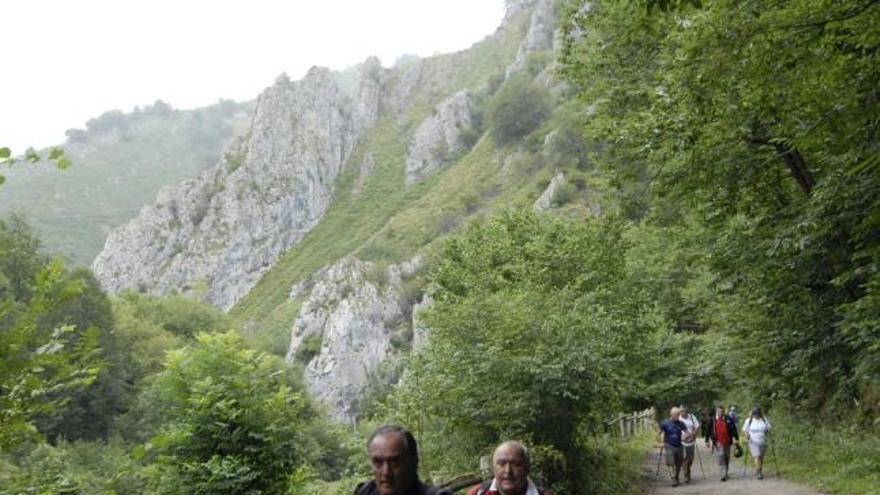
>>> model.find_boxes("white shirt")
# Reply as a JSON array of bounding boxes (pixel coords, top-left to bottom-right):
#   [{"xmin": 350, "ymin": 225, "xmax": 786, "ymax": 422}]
[
  {"xmin": 743, "ymin": 416, "xmax": 772, "ymax": 445},
  {"xmin": 679, "ymin": 413, "xmax": 700, "ymax": 447},
  {"xmin": 488, "ymin": 478, "xmax": 540, "ymax": 495}
]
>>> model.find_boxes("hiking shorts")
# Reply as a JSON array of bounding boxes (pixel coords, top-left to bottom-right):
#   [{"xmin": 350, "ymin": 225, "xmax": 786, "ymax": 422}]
[
  {"xmin": 665, "ymin": 444, "xmax": 683, "ymax": 465},
  {"xmin": 715, "ymin": 445, "xmax": 731, "ymax": 465},
  {"xmin": 683, "ymin": 445, "xmax": 695, "ymax": 460},
  {"xmin": 749, "ymin": 441, "xmax": 767, "ymax": 458}
]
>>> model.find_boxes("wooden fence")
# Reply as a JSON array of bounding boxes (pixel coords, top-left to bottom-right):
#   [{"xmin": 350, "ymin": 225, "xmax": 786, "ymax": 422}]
[{"xmin": 607, "ymin": 407, "xmax": 655, "ymax": 437}]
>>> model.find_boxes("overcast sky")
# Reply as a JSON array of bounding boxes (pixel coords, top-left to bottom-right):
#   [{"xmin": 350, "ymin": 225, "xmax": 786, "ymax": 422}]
[{"xmin": 2, "ymin": 0, "xmax": 505, "ymax": 154}]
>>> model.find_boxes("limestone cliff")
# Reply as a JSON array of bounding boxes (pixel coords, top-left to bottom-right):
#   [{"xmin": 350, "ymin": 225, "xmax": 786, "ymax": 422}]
[
  {"xmin": 93, "ymin": 0, "xmax": 572, "ymax": 422},
  {"xmin": 93, "ymin": 66, "xmax": 383, "ymax": 310},
  {"xmin": 404, "ymin": 91, "xmax": 475, "ymax": 184},
  {"xmin": 285, "ymin": 256, "xmax": 423, "ymax": 423}
]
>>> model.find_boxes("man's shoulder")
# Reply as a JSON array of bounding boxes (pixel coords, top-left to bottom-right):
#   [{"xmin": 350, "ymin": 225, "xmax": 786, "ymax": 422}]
[
  {"xmin": 464, "ymin": 483, "xmax": 482, "ymax": 495},
  {"xmin": 423, "ymin": 482, "xmax": 454, "ymax": 495},
  {"xmin": 354, "ymin": 480, "xmax": 453, "ymax": 495},
  {"xmin": 465, "ymin": 483, "xmax": 482, "ymax": 495},
  {"xmin": 354, "ymin": 480, "xmax": 376, "ymax": 495}
]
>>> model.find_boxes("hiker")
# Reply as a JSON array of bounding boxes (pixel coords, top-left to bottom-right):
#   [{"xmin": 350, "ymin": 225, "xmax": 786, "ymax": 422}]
[
  {"xmin": 356, "ymin": 425, "xmax": 452, "ymax": 495},
  {"xmin": 658, "ymin": 407, "xmax": 686, "ymax": 486},
  {"xmin": 467, "ymin": 441, "xmax": 553, "ymax": 495},
  {"xmin": 701, "ymin": 407, "xmax": 714, "ymax": 430},
  {"xmin": 728, "ymin": 405, "xmax": 738, "ymax": 424},
  {"xmin": 678, "ymin": 405, "xmax": 701, "ymax": 483},
  {"xmin": 704, "ymin": 405, "xmax": 739, "ymax": 481},
  {"xmin": 743, "ymin": 405, "xmax": 773, "ymax": 479}
]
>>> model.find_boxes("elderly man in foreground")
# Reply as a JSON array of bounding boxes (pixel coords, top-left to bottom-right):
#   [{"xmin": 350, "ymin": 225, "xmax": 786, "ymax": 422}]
[
  {"xmin": 355, "ymin": 425, "xmax": 452, "ymax": 495},
  {"xmin": 467, "ymin": 441, "xmax": 553, "ymax": 495}
]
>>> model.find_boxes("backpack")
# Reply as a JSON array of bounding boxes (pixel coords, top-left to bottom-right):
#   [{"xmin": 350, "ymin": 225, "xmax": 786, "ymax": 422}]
[{"xmin": 745, "ymin": 416, "xmax": 770, "ymax": 435}]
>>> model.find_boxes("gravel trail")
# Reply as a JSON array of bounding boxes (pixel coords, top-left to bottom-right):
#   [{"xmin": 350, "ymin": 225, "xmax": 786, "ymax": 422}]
[{"xmin": 637, "ymin": 441, "xmax": 825, "ymax": 495}]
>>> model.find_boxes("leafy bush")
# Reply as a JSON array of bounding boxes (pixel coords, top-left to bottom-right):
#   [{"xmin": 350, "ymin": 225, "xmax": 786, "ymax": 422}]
[
  {"xmin": 487, "ymin": 77, "xmax": 552, "ymax": 145},
  {"xmin": 294, "ymin": 332, "xmax": 323, "ymax": 364},
  {"xmin": 120, "ymin": 291, "xmax": 230, "ymax": 338},
  {"xmin": 550, "ymin": 181, "xmax": 577, "ymax": 206},
  {"xmin": 0, "ymin": 215, "xmax": 101, "ymax": 450},
  {"xmin": 145, "ymin": 331, "xmax": 319, "ymax": 494}
]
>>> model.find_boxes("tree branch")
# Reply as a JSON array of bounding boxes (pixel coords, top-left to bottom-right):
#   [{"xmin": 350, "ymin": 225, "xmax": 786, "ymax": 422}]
[{"xmin": 765, "ymin": 0, "xmax": 880, "ymax": 31}]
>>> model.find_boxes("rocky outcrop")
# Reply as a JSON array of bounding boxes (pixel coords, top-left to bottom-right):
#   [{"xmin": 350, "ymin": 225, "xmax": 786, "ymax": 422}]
[
  {"xmin": 503, "ymin": 0, "xmax": 542, "ymax": 27},
  {"xmin": 405, "ymin": 91, "xmax": 475, "ymax": 184},
  {"xmin": 93, "ymin": 65, "xmax": 384, "ymax": 309},
  {"xmin": 534, "ymin": 170, "xmax": 567, "ymax": 210},
  {"xmin": 507, "ymin": 0, "xmax": 558, "ymax": 77},
  {"xmin": 411, "ymin": 293, "xmax": 434, "ymax": 352},
  {"xmin": 285, "ymin": 256, "xmax": 423, "ymax": 423}
]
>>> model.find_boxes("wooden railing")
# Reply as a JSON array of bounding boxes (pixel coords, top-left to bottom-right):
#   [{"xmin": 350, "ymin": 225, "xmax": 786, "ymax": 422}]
[{"xmin": 607, "ymin": 407, "xmax": 655, "ymax": 437}]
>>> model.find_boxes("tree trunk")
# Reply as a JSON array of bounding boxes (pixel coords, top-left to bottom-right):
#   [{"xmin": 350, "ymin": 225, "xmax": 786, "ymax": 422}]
[{"xmin": 774, "ymin": 142, "xmax": 814, "ymax": 195}]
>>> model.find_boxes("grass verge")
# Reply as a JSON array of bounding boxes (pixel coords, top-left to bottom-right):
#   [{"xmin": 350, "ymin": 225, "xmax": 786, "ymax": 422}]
[{"xmin": 753, "ymin": 409, "xmax": 879, "ymax": 494}]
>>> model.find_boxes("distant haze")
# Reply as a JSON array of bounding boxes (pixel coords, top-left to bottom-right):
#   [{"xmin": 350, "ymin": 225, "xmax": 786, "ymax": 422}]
[{"xmin": 2, "ymin": 0, "xmax": 505, "ymax": 154}]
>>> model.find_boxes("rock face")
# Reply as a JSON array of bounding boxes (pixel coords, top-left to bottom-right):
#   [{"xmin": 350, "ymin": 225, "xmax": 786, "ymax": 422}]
[
  {"xmin": 405, "ymin": 91, "xmax": 475, "ymax": 184},
  {"xmin": 503, "ymin": 0, "xmax": 542, "ymax": 26},
  {"xmin": 93, "ymin": 65, "xmax": 384, "ymax": 310},
  {"xmin": 285, "ymin": 256, "xmax": 423, "ymax": 423},
  {"xmin": 92, "ymin": 0, "xmax": 564, "ymax": 422},
  {"xmin": 507, "ymin": 0, "xmax": 558, "ymax": 76},
  {"xmin": 534, "ymin": 170, "xmax": 567, "ymax": 210}
]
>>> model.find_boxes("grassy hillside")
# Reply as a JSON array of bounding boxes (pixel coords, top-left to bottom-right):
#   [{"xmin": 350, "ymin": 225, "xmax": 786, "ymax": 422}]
[{"xmin": 0, "ymin": 100, "xmax": 252, "ymax": 265}]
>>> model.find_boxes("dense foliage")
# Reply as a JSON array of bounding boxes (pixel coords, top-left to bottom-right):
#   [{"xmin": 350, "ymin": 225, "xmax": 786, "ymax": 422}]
[
  {"xmin": 0, "ymin": 216, "xmax": 352, "ymax": 494},
  {"xmin": 487, "ymin": 76, "xmax": 553, "ymax": 145},
  {"xmin": 561, "ymin": 0, "xmax": 880, "ymax": 416},
  {"xmin": 384, "ymin": 211, "xmax": 676, "ymax": 492},
  {"xmin": 144, "ymin": 331, "xmax": 317, "ymax": 494},
  {"xmin": 0, "ymin": 216, "xmax": 100, "ymax": 450}
]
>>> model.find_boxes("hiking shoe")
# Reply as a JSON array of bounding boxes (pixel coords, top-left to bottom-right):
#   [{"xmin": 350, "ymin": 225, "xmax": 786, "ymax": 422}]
[
  {"xmin": 757, "ymin": 471, "xmax": 764, "ymax": 480},
  {"xmin": 721, "ymin": 476, "xmax": 728, "ymax": 482}
]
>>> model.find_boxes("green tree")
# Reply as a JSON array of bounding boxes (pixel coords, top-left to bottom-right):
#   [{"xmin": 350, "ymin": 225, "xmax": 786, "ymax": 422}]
[
  {"xmin": 0, "ymin": 259, "xmax": 100, "ymax": 450},
  {"xmin": 0, "ymin": 214, "xmax": 45, "ymax": 301},
  {"xmin": 385, "ymin": 211, "xmax": 668, "ymax": 491},
  {"xmin": 487, "ymin": 77, "xmax": 552, "ymax": 145},
  {"xmin": 560, "ymin": 0, "xmax": 880, "ymax": 413},
  {"xmin": 121, "ymin": 291, "xmax": 231, "ymax": 339},
  {"xmin": 35, "ymin": 269, "xmax": 124, "ymax": 443},
  {"xmin": 145, "ymin": 331, "xmax": 318, "ymax": 494}
]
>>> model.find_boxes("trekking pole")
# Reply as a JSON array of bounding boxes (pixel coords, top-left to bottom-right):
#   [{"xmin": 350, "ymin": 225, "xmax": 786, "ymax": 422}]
[
  {"xmin": 770, "ymin": 435, "xmax": 781, "ymax": 477},
  {"xmin": 695, "ymin": 442, "xmax": 706, "ymax": 479},
  {"xmin": 742, "ymin": 442, "xmax": 749, "ymax": 477},
  {"xmin": 655, "ymin": 443, "xmax": 664, "ymax": 476}
]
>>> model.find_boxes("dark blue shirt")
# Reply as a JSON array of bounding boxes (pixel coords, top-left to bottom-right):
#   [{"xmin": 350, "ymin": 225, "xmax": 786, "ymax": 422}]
[{"xmin": 660, "ymin": 419, "xmax": 686, "ymax": 447}]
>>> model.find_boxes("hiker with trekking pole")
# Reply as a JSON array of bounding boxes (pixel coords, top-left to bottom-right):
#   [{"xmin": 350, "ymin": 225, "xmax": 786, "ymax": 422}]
[
  {"xmin": 677, "ymin": 405, "xmax": 702, "ymax": 483},
  {"xmin": 743, "ymin": 405, "xmax": 773, "ymax": 479},
  {"xmin": 657, "ymin": 407, "xmax": 687, "ymax": 486},
  {"xmin": 704, "ymin": 405, "xmax": 740, "ymax": 481}
]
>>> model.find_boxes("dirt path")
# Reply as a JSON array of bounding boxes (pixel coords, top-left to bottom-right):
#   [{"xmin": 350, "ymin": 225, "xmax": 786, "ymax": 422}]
[{"xmin": 637, "ymin": 442, "xmax": 825, "ymax": 494}]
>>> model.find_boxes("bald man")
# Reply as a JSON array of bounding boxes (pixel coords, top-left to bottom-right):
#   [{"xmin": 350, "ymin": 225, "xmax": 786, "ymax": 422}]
[
  {"xmin": 467, "ymin": 441, "xmax": 553, "ymax": 495},
  {"xmin": 355, "ymin": 426, "xmax": 451, "ymax": 495}
]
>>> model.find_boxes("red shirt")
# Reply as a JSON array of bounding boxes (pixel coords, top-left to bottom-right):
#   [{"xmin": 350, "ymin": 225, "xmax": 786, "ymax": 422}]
[{"xmin": 715, "ymin": 417, "xmax": 730, "ymax": 446}]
